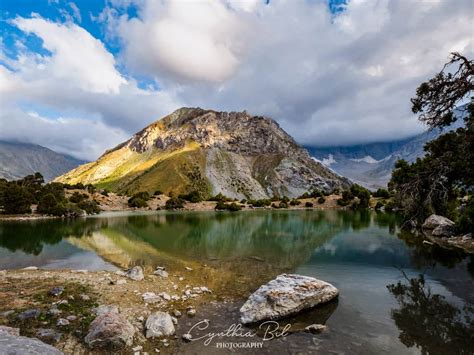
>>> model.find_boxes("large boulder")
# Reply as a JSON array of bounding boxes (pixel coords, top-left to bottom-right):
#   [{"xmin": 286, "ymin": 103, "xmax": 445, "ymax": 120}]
[
  {"xmin": 240, "ymin": 274, "xmax": 339, "ymax": 324},
  {"xmin": 145, "ymin": 312, "xmax": 175, "ymax": 338},
  {"xmin": 432, "ymin": 224, "xmax": 456, "ymax": 237},
  {"xmin": 422, "ymin": 214, "xmax": 455, "ymax": 230},
  {"xmin": 84, "ymin": 307, "xmax": 135, "ymax": 349},
  {"xmin": 0, "ymin": 332, "xmax": 63, "ymax": 354}
]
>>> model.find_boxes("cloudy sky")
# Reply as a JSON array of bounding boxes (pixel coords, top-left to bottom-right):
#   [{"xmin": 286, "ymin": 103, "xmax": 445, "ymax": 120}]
[{"xmin": 0, "ymin": 0, "xmax": 472, "ymax": 160}]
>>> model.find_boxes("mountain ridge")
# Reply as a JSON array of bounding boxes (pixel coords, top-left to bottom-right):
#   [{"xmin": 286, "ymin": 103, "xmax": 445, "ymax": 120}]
[
  {"xmin": 57, "ymin": 107, "xmax": 350, "ymax": 198},
  {"xmin": 0, "ymin": 141, "xmax": 86, "ymax": 182}
]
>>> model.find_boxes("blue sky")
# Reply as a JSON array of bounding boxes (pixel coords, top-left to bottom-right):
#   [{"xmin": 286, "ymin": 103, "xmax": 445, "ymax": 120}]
[{"xmin": 0, "ymin": 0, "xmax": 471, "ymax": 160}]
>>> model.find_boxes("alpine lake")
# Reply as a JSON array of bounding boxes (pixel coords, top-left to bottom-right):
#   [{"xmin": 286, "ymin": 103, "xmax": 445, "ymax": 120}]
[{"xmin": 0, "ymin": 210, "xmax": 473, "ymax": 354}]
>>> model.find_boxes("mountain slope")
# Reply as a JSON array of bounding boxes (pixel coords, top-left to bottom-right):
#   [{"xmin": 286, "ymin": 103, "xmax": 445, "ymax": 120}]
[
  {"xmin": 307, "ymin": 125, "xmax": 458, "ymax": 189},
  {"xmin": 57, "ymin": 107, "xmax": 349, "ymax": 199},
  {"xmin": 0, "ymin": 141, "xmax": 85, "ymax": 182}
]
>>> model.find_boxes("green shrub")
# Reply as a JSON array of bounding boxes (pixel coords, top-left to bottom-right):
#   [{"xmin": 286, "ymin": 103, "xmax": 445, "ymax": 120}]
[
  {"xmin": 289, "ymin": 199, "xmax": 301, "ymax": 206},
  {"xmin": 337, "ymin": 198, "xmax": 351, "ymax": 207},
  {"xmin": 208, "ymin": 193, "xmax": 231, "ymax": 202},
  {"xmin": 298, "ymin": 192, "xmax": 310, "ymax": 199},
  {"xmin": 305, "ymin": 202, "xmax": 314, "ymax": 208},
  {"xmin": 373, "ymin": 188, "xmax": 390, "ymax": 199},
  {"xmin": 128, "ymin": 197, "xmax": 148, "ymax": 208},
  {"xmin": 165, "ymin": 197, "xmax": 184, "ymax": 210},
  {"xmin": 1, "ymin": 184, "xmax": 32, "ymax": 214},
  {"xmin": 69, "ymin": 191, "xmax": 87, "ymax": 203},
  {"xmin": 318, "ymin": 197, "xmax": 326, "ymax": 204},
  {"xmin": 77, "ymin": 200, "xmax": 101, "ymax": 215},
  {"xmin": 310, "ymin": 189, "xmax": 324, "ymax": 198},
  {"xmin": 178, "ymin": 190, "xmax": 202, "ymax": 203},
  {"xmin": 215, "ymin": 201, "xmax": 242, "ymax": 211},
  {"xmin": 100, "ymin": 190, "xmax": 109, "ymax": 197},
  {"xmin": 153, "ymin": 190, "xmax": 163, "ymax": 196},
  {"xmin": 458, "ymin": 196, "xmax": 474, "ymax": 233},
  {"xmin": 249, "ymin": 199, "xmax": 271, "ymax": 207},
  {"xmin": 279, "ymin": 201, "xmax": 288, "ymax": 208}
]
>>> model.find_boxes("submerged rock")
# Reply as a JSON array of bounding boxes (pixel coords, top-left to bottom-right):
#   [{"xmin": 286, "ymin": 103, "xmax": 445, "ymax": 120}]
[
  {"xmin": 125, "ymin": 266, "xmax": 144, "ymax": 281},
  {"xmin": 240, "ymin": 274, "xmax": 339, "ymax": 324},
  {"xmin": 305, "ymin": 324, "xmax": 327, "ymax": 333},
  {"xmin": 145, "ymin": 312, "xmax": 175, "ymax": 338},
  {"xmin": 85, "ymin": 308, "xmax": 134, "ymax": 349},
  {"xmin": 0, "ymin": 332, "xmax": 63, "ymax": 354},
  {"xmin": 422, "ymin": 214, "xmax": 455, "ymax": 230}
]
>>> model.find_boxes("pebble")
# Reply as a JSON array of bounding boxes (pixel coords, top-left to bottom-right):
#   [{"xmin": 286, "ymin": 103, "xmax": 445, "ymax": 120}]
[
  {"xmin": 80, "ymin": 294, "xmax": 90, "ymax": 301},
  {"xmin": 154, "ymin": 269, "xmax": 169, "ymax": 278},
  {"xmin": 49, "ymin": 286, "xmax": 64, "ymax": 297},
  {"xmin": 47, "ymin": 308, "xmax": 62, "ymax": 317},
  {"xmin": 172, "ymin": 310, "xmax": 181, "ymax": 318},
  {"xmin": 132, "ymin": 345, "xmax": 143, "ymax": 351},
  {"xmin": 185, "ymin": 267, "xmax": 193, "ymax": 271},
  {"xmin": 178, "ymin": 277, "xmax": 184, "ymax": 281},
  {"xmin": 21, "ymin": 266, "xmax": 38, "ymax": 271},
  {"xmin": 186, "ymin": 308, "xmax": 196, "ymax": 317},
  {"xmin": 305, "ymin": 324, "xmax": 327, "ymax": 333},
  {"xmin": 18, "ymin": 309, "xmax": 40, "ymax": 321},
  {"xmin": 66, "ymin": 315, "xmax": 77, "ymax": 321},
  {"xmin": 57, "ymin": 318, "xmax": 70, "ymax": 326},
  {"xmin": 71, "ymin": 269, "xmax": 88, "ymax": 273},
  {"xmin": 182, "ymin": 333, "xmax": 192, "ymax": 342},
  {"xmin": 159, "ymin": 292, "xmax": 171, "ymax": 301}
]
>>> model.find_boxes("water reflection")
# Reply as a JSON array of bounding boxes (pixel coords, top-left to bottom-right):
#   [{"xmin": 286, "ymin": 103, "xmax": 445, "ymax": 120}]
[{"xmin": 387, "ymin": 273, "xmax": 474, "ymax": 354}]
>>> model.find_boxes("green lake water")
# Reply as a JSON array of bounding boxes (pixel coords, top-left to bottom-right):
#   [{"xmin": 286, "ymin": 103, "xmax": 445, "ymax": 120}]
[{"xmin": 0, "ymin": 210, "xmax": 472, "ymax": 354}]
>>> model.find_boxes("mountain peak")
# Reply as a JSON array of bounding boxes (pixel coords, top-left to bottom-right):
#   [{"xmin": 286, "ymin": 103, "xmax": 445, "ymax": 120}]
[{"xmin": 57, "ymin": 108, "xmax": 349, "ymax": 199}]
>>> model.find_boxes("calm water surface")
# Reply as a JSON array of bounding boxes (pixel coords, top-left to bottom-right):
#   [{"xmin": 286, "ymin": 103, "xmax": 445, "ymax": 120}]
[{"xmin": 0, "ymin": 210, "xmax": 472, "ymax": 354}]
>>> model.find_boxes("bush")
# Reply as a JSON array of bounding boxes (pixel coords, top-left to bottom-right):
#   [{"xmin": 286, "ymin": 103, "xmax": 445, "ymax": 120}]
[
  {"xmin": 153, "ymin": 190, "xmax": 163, "ymax": 196},
  {"xmin": 101, "ymin": 189, "xmax": 109, "ymax": 197},
  {"xmin": 215, "ymin": 201, "xmax": 242, "ymax": 211},
  {"xmin": 128, "ymin": 192, "xmax": 150, "ymax": 208},
  {"xmin": 179, "ymin": 190, "xmax": 202, "ymax": 203},
  {"xmin": 374, "ymin": 188, "xmax": 390, "ymax": 199},
  {"xmin": 37, "ymin": 193, "xmax": 66, "ymax": 216},
  {"xmin": 310, "ymin": 189, "xmax": 324, "ymax": 198},
  {"xmin": 458, "ymin": 196, "xmax": 474, "ymax": 233},
  {"xmin": 318, "ymin": 197, "xmax": 326, "ymax": 204},
  {"xmin": 69, "ymin": 191, "xmax": 87, "ymax": 203},
  {"xmin": 298, "ymin": 192, "xmax": 310, "ymax": 199},
  {"xmin": 2, "ymin": 184, "xmax": 32, "ymax": 214},
  {"xmin": 208, "ymin": 193, "xmax": 231, "ymax": 202},
  {"xmin": 305, "ymin": 202, "xmax": 314, "ymax": 208},
  {"xmin": 290, "ymin": 199, "xmax": 301, "ymax": 206},
  {"xmin": 165, "ymin": 197, "xmax": 184, "ymax": 210},
  {"xmin": 249, "ymin": 199, "xmax": 271, "ymax": 207},
  {"xmin": 77, "ymin": 200, "xmax": 101, "ymax": 215},
  {"xmin": 337, "ymin": 198, "xmax": 351, "ymax": 207},
  {"xmin": 279, "ymin": 201, "xmax": 288, "ymax": 208}
]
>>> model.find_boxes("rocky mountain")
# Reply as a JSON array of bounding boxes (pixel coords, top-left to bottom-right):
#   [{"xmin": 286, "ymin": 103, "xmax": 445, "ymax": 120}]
[
  {"xmin": 0, "ymin": 141, "xmax": 85, "ymax": 182},
  {"xmin": 307, "ymin": 119, "xmax": 463, "ymax": 190},
  {"xmin": 56, "ymin": 107, "xmax": 349, "ymax": 199}
]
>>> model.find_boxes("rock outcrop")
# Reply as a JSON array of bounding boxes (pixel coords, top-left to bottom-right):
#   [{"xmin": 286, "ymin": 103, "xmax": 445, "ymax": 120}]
[
  {"xmin": 422, "ymin": 214, "xmax": 455, "ymax": 230},
  {"xmin": 240, "ymin": 274, "xmax": 339, "ymax": 324},
  {"xmin": 84, "ymin": 306, "xmax": 135, "ymax": 349},
  {"xmin": 56, "ymin": 108, "xmax": 350, "ymax": 199}
]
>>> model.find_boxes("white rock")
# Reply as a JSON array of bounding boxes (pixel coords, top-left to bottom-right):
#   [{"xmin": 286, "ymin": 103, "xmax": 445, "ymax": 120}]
[
  {"xmin": 422, "ymin": 214, "xmax": 455, "ymax": 230},
  {"xmin": 21, "ymin": 266, "xmax": 38, "ymax": 271},
  {"xmin": 305, "ymin": 324, "xmax": 327, "ymax": 333},
  {"xmin": 116, "ymin": 279, "xmax": 127, "ymax": 285},
  {"xmin": 182, "ymin": 333, "xmax": 192, "ymax": 342},
  {"xmin": 57, "ymin": 318, "xmax": 70, "ymax": 326},
  {"xmin": 185, "ymin": 267, "xmax": 193, "ymax": 271},
  {"xmin": 142, "ymin": 292, "xmax": 160, "ymax": 304},
  {"xmin": 125, "ymin": 266, "xmax": 144, "ymax": 281},
  {"xmin": 153, "ymin": 269, "xmax": 169, "ymax": 278},
  {"xmin": 145, "ymin": 312, "xmax": 175, "ymax": 338},
  {"xmin": 159, "ymin": 292, "xmax": 171, "ymax": 301},
  {"xmin": 239, "ymin": 274, "xmax": 339, "ymax": 324}
]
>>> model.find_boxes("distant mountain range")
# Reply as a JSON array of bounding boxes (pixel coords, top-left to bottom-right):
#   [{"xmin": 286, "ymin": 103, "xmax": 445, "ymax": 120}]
[
  {"xmin": 307, "ymin": 118, "xmax": 464, "ymax": 190},
  {"xmin": 56, "ymin": 107, "xmax": 350, "ymax": 198},
  {"xmin": 0, "ymin": 141, "xmax": 85, "ymax": 182}
]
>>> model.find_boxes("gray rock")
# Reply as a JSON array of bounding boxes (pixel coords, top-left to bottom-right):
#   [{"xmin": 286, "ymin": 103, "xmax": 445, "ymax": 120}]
[
  {"xmin": 432, "ymin": 224, "xmax": 456, "ymax": 237},
  {"xmin": 66, "ymin": 315, "xmax": 77, "ymax": 321},
  {"xmin": 92, "ymin": 305, "xmax": 119, "ymax": 316},
  {"xmin": 36, "ymin": 328, "xmax": 62, "ymax": 343},
  {"xmin": 85, "ymin": 310, "xmax": 135, "ymax": 349},
  {"xmin": 159, "ymin": 292, "xmax": 171, "ymax": 301},
  {"xmin": 305, "ymin": 324, "xmax": 327, "ymax": 333},
  {"xmin": 49, "ymin": 286, "xmax": 64, "ymax": 297},
  {"xmin": 0, "ymin": 326, "xmax": 20, "ymax": 336},
  {"xmin": 172, "ymin": 310, "xmax": 181, "ymax": 318},
  {"xmin": 79, "ymin": 294, "xmax": 90, "ymax": 301},
  {"xmin": 18, "ymin": 309, "xmax": 40, "ymax": 321},
  {"xmin": 240, "ymin": 274, "xmax": 339, "ymax": 324},
  {"xmin": 56, "ymin": 318, "xmax": 70, "ymax": 326},
  {"xmin": 0, "ymin": 332, "xmax": 63, "ymax": 354},
  {"xmin": 142, "ymin": 292, "xmax": 160, "ymax": 304},
  {"xmin": 462, "ymin": 233, "xmax": 472, "ymax": 241},
  {"xmin": 422, "ymin": 214, "xmax": 455, "ymax": 230},
  {"xmin": 145, "ymin": 312, "xmax": 175, "ymax": 338},
  {"xmin": 47, "ymin": 308, "xmax": 62, "ymax": 317},
  {"xmin": 153, "ymin": 269, "xmax": 169, "ymax": 278},
  {"xmin": 0, "ymin": 310, "xmax": 14, "ymax": 318},
  {"xmin": 186, "ymin": 308, "xmax": 196, "ymax": 317},
  {"xmin": 125, "ymin": 266, "xmax": 144, "ymax": 281}
]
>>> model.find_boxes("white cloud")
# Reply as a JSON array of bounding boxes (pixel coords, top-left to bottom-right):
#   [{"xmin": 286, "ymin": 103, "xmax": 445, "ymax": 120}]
[
  {"xmin": 117, "ymin": 0, "xmax": 249, "ymax": 82},
  {"xmin": 12, "ymin": 17, "xmax": 125, "ymax": 94},
  {"xmin": 0, "ymin": 16, "xmax": 181, "ymax": 160},
  {"xmin": 112, "ymin": 0, "xmax": 472, "ymax": 146}
]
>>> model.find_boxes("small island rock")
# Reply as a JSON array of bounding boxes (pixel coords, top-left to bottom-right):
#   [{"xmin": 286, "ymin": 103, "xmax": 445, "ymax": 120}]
[{"xmin": 240, "ymin": 274, "xmax": 338, "ymax": 324}]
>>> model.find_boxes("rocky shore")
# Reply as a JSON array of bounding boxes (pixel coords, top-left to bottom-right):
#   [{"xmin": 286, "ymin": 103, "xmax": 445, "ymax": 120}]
[{"xmin": 0, "ymin": 266, "xmax": 217, "ymax": 354}]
